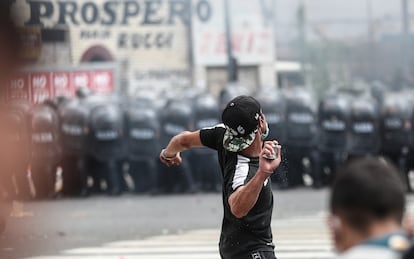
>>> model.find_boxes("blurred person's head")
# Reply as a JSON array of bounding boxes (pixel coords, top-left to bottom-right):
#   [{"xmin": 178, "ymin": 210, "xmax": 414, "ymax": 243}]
[{"xmin": 329, "ymin": 158, "xmax": 406, "ymax": 253}]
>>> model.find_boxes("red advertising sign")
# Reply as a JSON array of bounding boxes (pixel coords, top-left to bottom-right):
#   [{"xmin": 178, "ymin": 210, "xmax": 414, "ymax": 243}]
[
  {"xmin": 8, "ymin": 74, "xmax": 30, "ymax": 101},
  {"xmin": 90, "ymin": 70, "xmax": 114, "ymax": 94},
  {"xmin": 52, "ymin": 72, "xmax": 72, "ymax": 97},
  {"xmin": 7, "ymin": 66, "xmax": 115, "ymax": 104},
  {"xmin": 30, "ymin": 72, "xmax": 52, "ymax": 104},
  {"xmin": 71, "ymin": 71, "xmax": 91, "ymax": 93}
]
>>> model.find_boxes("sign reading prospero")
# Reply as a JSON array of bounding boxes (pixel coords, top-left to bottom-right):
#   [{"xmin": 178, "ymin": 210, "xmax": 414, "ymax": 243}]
[
  {"xmin": 192, "ymin": 0, "xmax": 275, "ymax": 66},
  {"xmin": 11, "ymin": 0, "xmax": 213, "ymax": 94},
  {"xmin": 12, "ymin": 0, "xmax": 210, "ymax": 56}
]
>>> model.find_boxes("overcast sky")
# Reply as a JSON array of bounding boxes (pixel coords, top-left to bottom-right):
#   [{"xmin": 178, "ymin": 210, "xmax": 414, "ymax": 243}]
[{"xmin": 275, "ymin": 0, "xmax": 406, "ymax": 42}]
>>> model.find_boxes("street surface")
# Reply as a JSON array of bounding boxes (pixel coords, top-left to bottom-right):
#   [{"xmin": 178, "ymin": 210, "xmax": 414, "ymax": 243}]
[{"xmin": 1, "ymin": 188, "xmax": 411, "ymax": 259}]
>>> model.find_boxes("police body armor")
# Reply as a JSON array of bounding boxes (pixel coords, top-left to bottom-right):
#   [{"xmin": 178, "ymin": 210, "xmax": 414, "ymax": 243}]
[
  {"xmin": 283, "ymin": 88, "xmax": 320, "ymax": 187},
  {"xmin": 30, "ymin": 104, "xmax": 61, "ymax": 198},
  {"xmin": 126, "ymin": 105, "xmax": 159, "ymax": 160},
  {"xmin": 89, "ymin": 104, "xmax": 124, "ymax": 161},
  {"xmin": 318, "ymin": 95, "xmax": 350, "ymax": 153},
  {"xmin": 348, "ymin": 97, "xmax": 380, "ymax": 158},
  {"xmin": 160, "ymin": 101, "xmax": 194, "ymax": 147},
  {"xmin": 284, "ymin": 89, "xmax": 317, "ymax": 148},
  {"xmin": 380, "ymin": 93, "xmax": 412, "ymax": 155},
  {"xmin": 59, "ymin": 99, "xmax": 90, "ymax": 196},
  {"xmin": 60, "ymin": 99, "xmax": 90, "ymax": 156}
]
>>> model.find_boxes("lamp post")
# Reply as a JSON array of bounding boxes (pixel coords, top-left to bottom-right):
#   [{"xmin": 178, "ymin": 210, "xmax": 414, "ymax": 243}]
[
  {"xmin": 401, "ymin": 0, "xmax": 410, "ymax": 73},
  {"xmin": 224, "ymin": 0, "xmax": 237, "ymax": 82}
]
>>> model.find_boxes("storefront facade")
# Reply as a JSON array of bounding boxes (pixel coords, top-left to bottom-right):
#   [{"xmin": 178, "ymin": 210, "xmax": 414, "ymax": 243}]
[{"xmin": 11, "ymin": 0, "xmax": 276, "ymax": 97}]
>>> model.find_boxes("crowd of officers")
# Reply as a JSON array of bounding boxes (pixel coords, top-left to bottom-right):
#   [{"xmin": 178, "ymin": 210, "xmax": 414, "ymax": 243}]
[{"xmin": 1, "ymin": 83, "xmax": 414, "ymax": 200}]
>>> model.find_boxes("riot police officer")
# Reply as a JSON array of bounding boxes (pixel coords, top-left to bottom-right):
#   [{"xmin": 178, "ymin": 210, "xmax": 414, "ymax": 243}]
[
  {"xmin": 30, "ymin": 103, "xmax": 62, "ymax": 199},
  {"xmin": 88, "ymin": 100, "xmax": 125, "ymax": 196},
  {"xmin": 347, "ymin": 96, "xmax": 380, "ymax": 160},
  {"xmin": 124, "ymin": 98, "xmax": 159, "ymax": 193},
  {"xmin": 59, "ymin": 98, "xmax": 90, "ymax": 196},
  {"xmin": 283, "ymin": 87, "xmax": 321, "ymax": 187},
  {"xmin": 317, "ymin": 93, "xmax": 351, "ymax": 184}
]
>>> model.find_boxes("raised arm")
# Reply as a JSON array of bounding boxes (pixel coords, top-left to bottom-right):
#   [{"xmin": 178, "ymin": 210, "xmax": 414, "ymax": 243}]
[
  {"xmin": 228, "ymin": 141, "xmax": 281, "ymax": 218},
  {"xmin": 160, "ymin": 131, "xmax": 203, "ymax": 167}
]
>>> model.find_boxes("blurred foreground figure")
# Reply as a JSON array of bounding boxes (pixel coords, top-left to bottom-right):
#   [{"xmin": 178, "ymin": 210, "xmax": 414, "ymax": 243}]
[
  {"xmin": 0, "ymin": 101, "xmax": 31, "ymax": 200},
  {"xmin": 0, "ymin": 1, "xmax": 23, "ymax": 233},
  {"xmin": 328, "ymin": 158, "xmax": 410, "ymax": 259},
  {"xmin": 160, "ymin": 96, "xmax": 281, "ymax": 258}
]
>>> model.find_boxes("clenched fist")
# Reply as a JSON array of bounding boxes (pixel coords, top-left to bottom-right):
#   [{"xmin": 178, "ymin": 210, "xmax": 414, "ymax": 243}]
[{"xmin": 259, "ymin": 140, "xmax": 282, "ymax": 174}]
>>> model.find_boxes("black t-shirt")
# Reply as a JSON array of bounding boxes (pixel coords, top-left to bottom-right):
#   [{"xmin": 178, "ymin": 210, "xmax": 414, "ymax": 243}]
[{"xmin": 200, "ymin": 124, "xmax": 274, "ymax": 258}]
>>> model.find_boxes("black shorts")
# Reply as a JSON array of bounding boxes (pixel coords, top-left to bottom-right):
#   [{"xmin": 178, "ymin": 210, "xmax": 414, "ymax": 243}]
[{"xmin": 221, "ymin": 251, "xmax": 276, "ymax": 259}]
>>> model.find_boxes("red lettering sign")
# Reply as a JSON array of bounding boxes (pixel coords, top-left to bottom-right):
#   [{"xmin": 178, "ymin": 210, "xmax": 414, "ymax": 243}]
[
  {"xmin": 7, "ymin": 67, "xmax": 115, "ymax": 104},
  {"xmin": 89, "ymin": 70, "xmax": 113, "ymax": 94},
  {"xmin": 30, "ymin": 72, "xmax": 52, "ymax": 104},
  {"xmin": 52, "ymin": 72, "xmax": 73, "ymax": 97},
  {"xmin": 71, "ymin": 72, "xmax": 91, "ymax": 93},
  {"xmin": 8, "ymin": 74, "xmax": 30, "ymax": 101}
]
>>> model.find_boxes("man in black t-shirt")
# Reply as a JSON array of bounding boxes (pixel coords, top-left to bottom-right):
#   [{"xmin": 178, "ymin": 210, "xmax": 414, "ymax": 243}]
[{"xmin": 160, "ymin": 96, "xmax": 281, "ymax": 259}]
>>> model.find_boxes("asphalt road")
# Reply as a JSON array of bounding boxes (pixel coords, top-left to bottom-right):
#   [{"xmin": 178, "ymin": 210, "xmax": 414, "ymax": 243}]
[{"xmin": 1, "ymin": 188, "xmax": 328, "ymax": 259}]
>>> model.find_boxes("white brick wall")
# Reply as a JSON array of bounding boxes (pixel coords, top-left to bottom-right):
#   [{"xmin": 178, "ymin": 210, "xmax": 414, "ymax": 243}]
[{"xmin": 37, "ymin": 43, "xmax": 71, "ymax": 66}]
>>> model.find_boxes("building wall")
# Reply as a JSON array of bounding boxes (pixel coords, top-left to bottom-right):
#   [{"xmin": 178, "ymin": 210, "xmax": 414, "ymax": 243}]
[
  {"xmin": 12, "ymin": 0, "xmax": 277, "ymax": 96},
  {"xmin": 37, "ymin": 42, "xmax": 71, "ymax": 66},
  {"xmin": 12, "ymin": 0, "xmax": 193, "ymax": 96},
  {"xmin": 191, "ymin": 0, "xmax": 276, "ymax": 94}
]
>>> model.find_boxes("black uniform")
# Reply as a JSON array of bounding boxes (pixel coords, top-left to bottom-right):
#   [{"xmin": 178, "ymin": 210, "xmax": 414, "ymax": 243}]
[{"xmin": 200, "ymin": 124, "xmax": 275, "ymax": 259}]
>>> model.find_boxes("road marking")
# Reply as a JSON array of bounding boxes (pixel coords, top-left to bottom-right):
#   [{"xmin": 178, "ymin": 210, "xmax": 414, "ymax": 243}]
[
  {"xmin": 24, "ymin": 211, "xmax": 335, "ymax": 259},
  {"xmin": 25, "ymin": 252, "xmax": 334, "ymax": 259}
]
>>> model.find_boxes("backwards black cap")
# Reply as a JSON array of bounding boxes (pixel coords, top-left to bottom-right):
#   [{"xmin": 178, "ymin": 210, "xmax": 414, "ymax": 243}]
[{"xmin": 221, "ymin": 96, "xmax": 262, "ymax": 152}]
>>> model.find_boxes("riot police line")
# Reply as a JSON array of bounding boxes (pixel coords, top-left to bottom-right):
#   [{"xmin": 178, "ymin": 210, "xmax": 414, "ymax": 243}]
[{"xmin": 1, "ymin": 84, "xmax": 414, "ymax": 200}]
